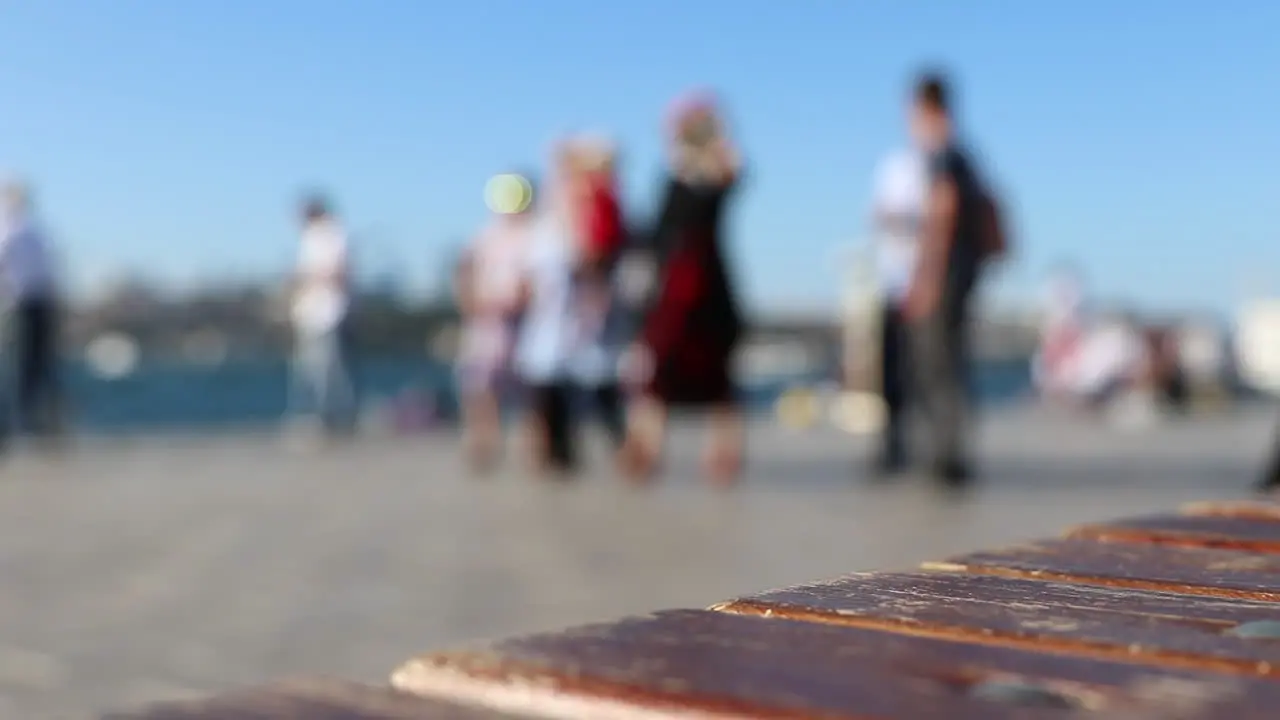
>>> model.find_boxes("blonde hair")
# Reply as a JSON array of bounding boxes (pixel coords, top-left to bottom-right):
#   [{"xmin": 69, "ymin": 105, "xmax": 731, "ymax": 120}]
[
  {"xmin": 675, "ymin": 139, "xmax": 731, "ymax": 185},
  {"xmin": 1, "ymin": 179, "xmax": 31, "ymax": 213},
  {"xmin": 554, "ymin": 136, "xmax": 615, "ymax": 180},
  {"xmin": 575, "ymin": 135, "xmax": 616, "ymax": 175},
  {"xmin": 671, "ymin": 107, "xmax": 733, "ymax": 184}
]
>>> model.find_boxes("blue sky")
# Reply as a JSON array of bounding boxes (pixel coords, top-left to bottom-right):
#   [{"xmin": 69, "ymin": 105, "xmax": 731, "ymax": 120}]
[{"xmin": 1, "ymin": 1, "xmax": 1276, "ymax": 313}]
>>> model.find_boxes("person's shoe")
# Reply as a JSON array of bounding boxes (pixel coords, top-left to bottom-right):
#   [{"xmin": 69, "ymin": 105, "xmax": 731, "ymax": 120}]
[
  {"xmin": 540, "ymin": 457, "xmax": 580, "ymax": 481},
  {"xmin": 868, "ymin": 453, "xmax": 909, "ymax": 480},
  {"xmin": 466, "ymin": 450, "xmax": 499, "ymax": 477},
  {"xmin": 618, "ymin": 439, "xmax": 660, "ymax": 486},
  {"xmin": 1255, "ymin": 465, "xmax": 1280, "ymax": 495},
  {"xmin": 702, "ymin": 447, "xmax": 743, "ymax": 489},
  {"xmin": 933, "ymin": 459, "xmax": 974, "ymax": 489}
]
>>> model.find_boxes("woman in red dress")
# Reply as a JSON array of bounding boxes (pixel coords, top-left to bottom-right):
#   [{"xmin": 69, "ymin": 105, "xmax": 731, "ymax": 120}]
[{"xmin": 620, "ymin": 92, "xmax": 745, "ymax": 485}]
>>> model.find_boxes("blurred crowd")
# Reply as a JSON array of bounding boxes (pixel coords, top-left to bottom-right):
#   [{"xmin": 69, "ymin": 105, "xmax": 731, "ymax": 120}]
[
  {"xmin": 4, "ymin": 67, "xmax": 1274, "ymax": 494},
  {"xmin": 1030, "ymin": 266, "xmax": 1229, "ymax": 423},
  {"xmin": 450, "ymin": 91, "xmax": 746, "ymax": 485},
  {"xmin": 0, "ymin": 71, "xmax": 1014, "ymax": 491}
]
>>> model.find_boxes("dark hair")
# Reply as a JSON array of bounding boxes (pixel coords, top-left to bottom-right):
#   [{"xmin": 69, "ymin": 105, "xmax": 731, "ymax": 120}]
[
  {"xmin": 300, "ymin": 193, "xmax": 331, "ymax": 222},
  {"xmin": 681, "ymin": 113, "xmax": 720, "ymax": 148},
  {"xmin": 914, "ymin": 71, "xmax": 951, "ymax": 114}
]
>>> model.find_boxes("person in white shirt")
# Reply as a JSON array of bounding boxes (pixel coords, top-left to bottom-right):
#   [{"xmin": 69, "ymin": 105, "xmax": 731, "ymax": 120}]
[
  {"xmin": 0, "ymin": 180, "xmax": 62, "ymax": 438},
  {"xmin": 454, "ymin": 174, "xmax": 537, "ymax": 472},
  {"xmin": 1033, "ymin": 266, "xmax": 1088, "ymax": 401},
  {"xmin": 289, "ymin": 195, "xmax": 356, "ymax": 436},
  {"xmin": 1031, "ymin": 272, "xmax": 1152, "ymax": 412},
  {"xmin": 1071, "ymin": 316, "xmax": 1148, "ymax": 404},
  {"xmin": 868, "ymin": 148, "xmax": 927, "ymax": 475}
]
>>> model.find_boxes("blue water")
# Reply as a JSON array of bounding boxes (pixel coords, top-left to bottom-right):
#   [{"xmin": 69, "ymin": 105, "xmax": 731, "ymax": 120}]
[{"xmin": 56, "ymin": 357, "xmax": 1035, "ymax": 434}]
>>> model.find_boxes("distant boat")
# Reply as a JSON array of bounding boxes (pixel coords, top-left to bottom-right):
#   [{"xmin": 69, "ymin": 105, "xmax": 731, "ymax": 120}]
[{"xmin": 85, "ymin": 333, "xmax": 140, "ymax": 380}]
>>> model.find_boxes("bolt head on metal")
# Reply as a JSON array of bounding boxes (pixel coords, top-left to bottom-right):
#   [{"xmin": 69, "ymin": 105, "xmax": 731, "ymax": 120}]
[
  {"xmin": 969, "ymin": 679, "xmax": 1074, "ymax": 708},
  {"xmin": 1226, "ymin": 620, "xmax": 1280, "ymax": 639}
]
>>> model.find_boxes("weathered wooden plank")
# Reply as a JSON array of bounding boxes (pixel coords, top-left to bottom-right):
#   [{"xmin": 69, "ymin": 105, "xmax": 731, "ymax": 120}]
[
  {"xmin": 715, "ymin": 572, "xmax": 1280, "ymax": 676},
  {"xmin": 105, "ymin": 678, "xmax": 522, "ymax": 719},
  {"xmin": 1069, "ymin": 514, "xmax": 1280, "ymax": 551},
  {"xmin": 1181, "ymin": 500, "xmax": 1280, "ymax": 521},
  {"xmin": 393, "ymin": 609, "xmax": 1280, "ymax": 719},
  {"xmin": 931, "ymin": 539, "xmax": 1280, "ymax": 600}
]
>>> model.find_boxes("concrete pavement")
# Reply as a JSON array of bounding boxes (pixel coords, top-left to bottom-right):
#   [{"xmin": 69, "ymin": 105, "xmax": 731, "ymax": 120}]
[{"xmin": 0, "ymin": 407, "xmax": 1268, "ymax": 717}]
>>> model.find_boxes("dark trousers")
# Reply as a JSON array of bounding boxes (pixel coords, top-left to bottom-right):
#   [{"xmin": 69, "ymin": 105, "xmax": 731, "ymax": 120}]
[
  {"xmin": 1264, "ymin": 447, "xmax": 1280, "ymax": 490},
  {"xmin": 9, "ymin": 297, "xmax": 61, "ymax": 437},
  {"xmin": 879, "ymin": 301, "xmax": 911, "ymax": 462},
  {"xmin": 1261, "ymin": 420, "xmax": 1280, "ymax": 490},
  {"xmin": 909, "ymin": 286, "xmax": 974, "ymax": 469},
  {"xmin": 530, "ymin": 380, "xmax": 626, "ymax": 471}
]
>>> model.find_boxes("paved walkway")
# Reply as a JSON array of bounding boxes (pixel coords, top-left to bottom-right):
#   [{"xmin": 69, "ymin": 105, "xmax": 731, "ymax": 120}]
[{"xmin": 0, "ymin": 407, "xmax": 1270, "ymax": 718}]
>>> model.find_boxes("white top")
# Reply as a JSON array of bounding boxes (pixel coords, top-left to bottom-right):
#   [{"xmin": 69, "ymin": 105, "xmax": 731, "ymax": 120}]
[
  {"xmin": 457, "ymin": 216, "xmax": 533, "ymax": 365},
  {"xmin": 1178, "ymin": 324, "xmax": 1226, "ymax": 381},
  {"xmin": 0, "ymin": 214, "xmax": 56, "ymax": 301},
  {"xmin": 870, "ymin": 150, "xmax": 927, "ymax": 301},
  {"xmin": 469, "ymin": 216, "xmax": 529, "ymax": 312},
  {"xmin": 292, "ymin": 219, "xmax": 350, "ymax": 333},
  {"xmin": 513, "ymin": 212, "xmax": 619, "ymax": 385},
  {"xmin": 1237, "ymin": 300, "xmax": 1280, "ymax": 394},
  {"xmin": 1070, "ymin": 322, "xmax": 1147, "ymax": 395},
  {"xmin": 514, "ymin": 214, "xmax": 576, "ymax": 382},
  {"xmin": 1042, "ymin": 272, "xmax": 1084, "ymax": 333}
]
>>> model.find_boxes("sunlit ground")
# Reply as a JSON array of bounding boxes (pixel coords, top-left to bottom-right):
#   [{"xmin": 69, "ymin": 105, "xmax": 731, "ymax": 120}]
[{"xmin": 0, "ymin": 406, "xmax": 1268, "ymax": 717}]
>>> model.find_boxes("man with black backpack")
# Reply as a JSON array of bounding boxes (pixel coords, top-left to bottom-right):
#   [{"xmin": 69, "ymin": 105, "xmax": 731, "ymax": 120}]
[{"xmin": 903, "ymin": 71, "xmax": 1010, "ymax": 487}]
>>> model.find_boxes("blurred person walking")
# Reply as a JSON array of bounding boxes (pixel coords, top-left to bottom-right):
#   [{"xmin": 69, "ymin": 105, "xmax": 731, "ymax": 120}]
[
  {"xmin": 514, "ymin": 143, "xmax": 628, "ymax": 476},
  {"xmin": 0, "ymin": 180, "xmax": 63, "ymax": 441},
  {"xmin": 455, "ymin": 172, "xmax": 537, "ymax": 472},
  {"xmin": 619, "ymin": 92, "xmax": 746, "ymax": 485},
  {"xmin": 563, "ymin": 138, "xmax": 629, "ymax": 451},
  {"xmin": 1033, "ymin": 266, "xmax": 1088, "ymax": 404},
  {"xmin": 288, "ymin": 195, "xmax": 357, "ymax": 441},
  {"xmin": 903, "ymin": 72, "xmax": 1009, "ymax": 487},
  {"xmin": 573, "ymin": 137, "xmax": 627, "ymax": 282},
  {"xmin": 868, "ymin": 147, "xmax": 927, "ymax": 476}
]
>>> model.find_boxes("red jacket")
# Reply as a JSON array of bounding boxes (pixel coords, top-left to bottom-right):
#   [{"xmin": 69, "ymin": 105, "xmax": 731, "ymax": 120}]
[{"xmin": 582, "ymin": 183, "xmax": 624, "ymax": 262}]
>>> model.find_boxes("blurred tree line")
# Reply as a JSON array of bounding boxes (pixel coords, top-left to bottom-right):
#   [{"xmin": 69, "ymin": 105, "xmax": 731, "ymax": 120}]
[{"xmin": 64, "ymin": 248, "xmax": 466, "ymax": 362}]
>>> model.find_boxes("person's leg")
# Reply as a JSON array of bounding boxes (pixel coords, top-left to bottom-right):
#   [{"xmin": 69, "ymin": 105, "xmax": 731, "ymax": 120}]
[
  {"xmin": 698, "ymin": 351, "xmax": 745, "ymax": 485},
  {"xmin": 620, "ymin": 394, "xmax": 666, "ymax": 482},
  {"xmin": 591, "ymin": 382, "xmax": 628, "ymax": 449},
  {"xmin": 1259, "ymin": 422, "xmax": 1280, "ymax": 493},
  {"xmin": 524, "ymin": 383, "xmax": 551, "ymax": 471},
  {"xmin": 13, "ymin": 299, "xmax": 39, "ymax": 435},
  {"xmin": 876, "ymin": 301, "xmax": 909, "ymax": 473},
  {"xmin": 533, "ymin": 380, "xmax": 577, "ymax": 475},
  {"xmin": 910, "ymin": 298, "xmax": 972, "ymax": 486},
  {"xmin": 461, "ymin": 384, "xmax": 502, "ymax": 472},
  {"xmin": 934, "ymin": 290, "xmax": 975, "ymax": 483},
  {"xmin": 30, "ymin": 299, "xmax": 62, "ymax": 438},
  {"xmin": 552, "ymin": 380, "xmax": 580, "ymax": 473},
  {"xmin": 0, "ymin": 306, "xmax": 17, "ymax": 445},
  {"xmin": 314, "ymin": 329, "xmax": 343, "ymax": 435},
  {"xmin": 327, "ymin": 322, "xmax": 359, "ymax": 435},
  {"xmin": 703, "ymin": 401, "xmax": 745, "ymax": 486},
  {"xmin": 285, "ymin": 329, "xmax": 326, "ymax": 444}
]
